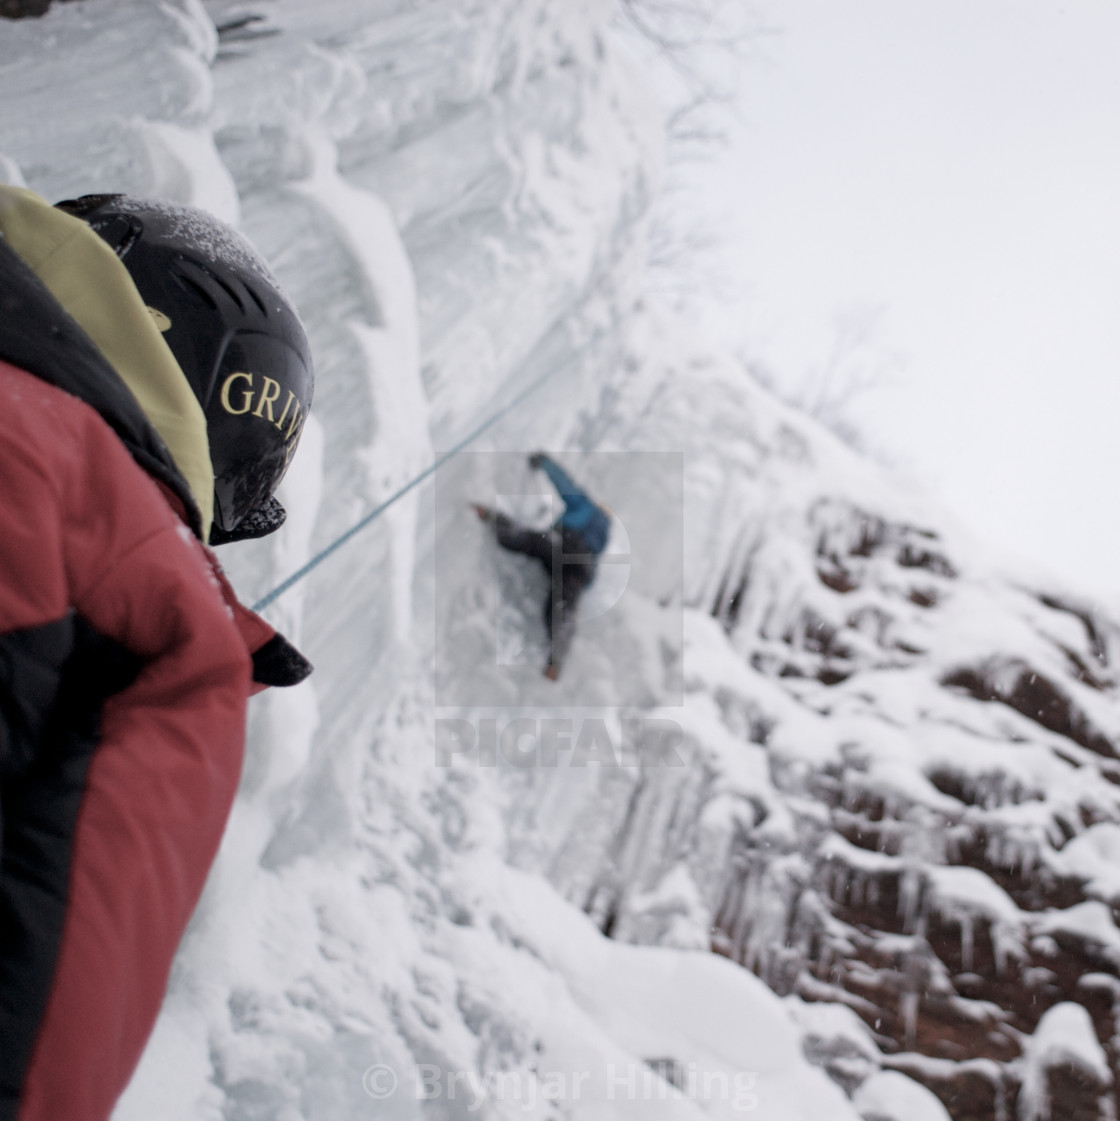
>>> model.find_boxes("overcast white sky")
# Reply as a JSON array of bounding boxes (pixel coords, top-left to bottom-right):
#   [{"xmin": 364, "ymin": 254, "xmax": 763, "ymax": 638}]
[{"xmin": 693, "ymin": 1, "xmax": 1120, "ymax": 606}]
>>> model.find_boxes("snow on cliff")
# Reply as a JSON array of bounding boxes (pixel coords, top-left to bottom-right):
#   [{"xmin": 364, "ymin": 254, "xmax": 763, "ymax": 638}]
[{"xmin": 3, "ymin": 3, "xmax": 1120, "ymax": 1120}]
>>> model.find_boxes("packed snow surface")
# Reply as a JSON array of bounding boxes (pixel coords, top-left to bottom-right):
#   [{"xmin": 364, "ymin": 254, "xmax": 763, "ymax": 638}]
[{"xmin": 4, "ymin": 2, "xmax": 1120, "ymax": 1120}]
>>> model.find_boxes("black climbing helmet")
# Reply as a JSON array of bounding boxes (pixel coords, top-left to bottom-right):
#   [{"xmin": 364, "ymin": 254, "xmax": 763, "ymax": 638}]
[{"xmin": 55, "ymin": 193, "xmax": 314, "ymax": 544}]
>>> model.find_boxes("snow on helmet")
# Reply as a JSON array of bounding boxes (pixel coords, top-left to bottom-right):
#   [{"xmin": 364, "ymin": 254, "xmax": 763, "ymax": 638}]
[{"xmin": 55, "ymin": 193, "xmax": 314, "ymax": 544}]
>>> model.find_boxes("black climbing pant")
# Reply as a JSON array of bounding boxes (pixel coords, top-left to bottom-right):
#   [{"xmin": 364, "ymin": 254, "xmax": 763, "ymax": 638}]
[{"xmin": 493, "ymin": 514, "xmax": 597, "ymax": 674}]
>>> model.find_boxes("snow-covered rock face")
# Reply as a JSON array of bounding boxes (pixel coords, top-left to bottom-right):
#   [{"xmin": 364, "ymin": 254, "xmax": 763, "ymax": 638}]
[
  {"xmin": 529, "ymin": 322, "xmax": 1120, "ymax": 1119},
  {"xmin": 5, "ymin": 4, "xmax": 1120, "ymax": 1121}
]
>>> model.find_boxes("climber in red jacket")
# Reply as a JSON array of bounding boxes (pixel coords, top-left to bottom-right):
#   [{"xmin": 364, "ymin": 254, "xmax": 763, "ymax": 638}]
[{"xmin": 0, "ymin": 187, "xmax": 314, "ymax": 1121}]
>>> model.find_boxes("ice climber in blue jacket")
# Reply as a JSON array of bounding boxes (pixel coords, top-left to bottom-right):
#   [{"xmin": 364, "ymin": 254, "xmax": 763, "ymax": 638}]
[{"xmin": 474, "ymin": 453, "xmax": 611, "ymax": 680}]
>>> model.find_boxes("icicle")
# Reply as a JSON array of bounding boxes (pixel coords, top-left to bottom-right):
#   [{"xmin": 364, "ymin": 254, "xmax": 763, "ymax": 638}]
[
  {"xmin": 843, "ymin": 778, "xmax": 859, "ymax": 813},
  {"xmin": 959, "ymin": 910, "xmax": 975, "ymax": 972},
  {"xmin": 991, "ymin": 921, "xmax": 1025, "ymax": 976},
  {"xmin": 899, "ymin": 863, "xmax": 924, "ymax": 934},
  {"xmin": 899, "ymin": 989, "xmax": 919, "ymax": 1050},
  {"xmin": 990, "ymin": 830, "xmax": 1006, "ymax": 874},
  {"xmin": 1018, "ymin": 1045, "xmax": 1049, "ymax": 1121},
  {"xmin": 993, "ymin": 1070, "xmax": 1008, "ymax": 1121}
]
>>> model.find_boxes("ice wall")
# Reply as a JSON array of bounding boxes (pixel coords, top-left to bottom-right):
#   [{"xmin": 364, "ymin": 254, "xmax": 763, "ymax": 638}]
[{"xmin": 4, "ymin": 3, "xmax": 1120, "ymax": 1120}]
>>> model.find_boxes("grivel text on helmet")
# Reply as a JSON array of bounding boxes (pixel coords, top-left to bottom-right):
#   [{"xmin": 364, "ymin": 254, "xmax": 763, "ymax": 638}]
[{"xmin": 220, "ymin": 370, "xmax": 306, "ymax": 462}]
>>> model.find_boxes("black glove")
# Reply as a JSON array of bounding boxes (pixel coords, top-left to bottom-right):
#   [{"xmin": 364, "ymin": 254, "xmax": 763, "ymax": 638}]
[{"xmin": 528, "ymin": 452, "xmax": 547, "ymax": 470}]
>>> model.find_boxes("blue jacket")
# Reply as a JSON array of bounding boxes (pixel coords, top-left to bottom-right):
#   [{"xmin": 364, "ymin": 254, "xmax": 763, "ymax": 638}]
[{"xmin": 538, "ymin": 456, "xmax": 611, "ymax": 554}]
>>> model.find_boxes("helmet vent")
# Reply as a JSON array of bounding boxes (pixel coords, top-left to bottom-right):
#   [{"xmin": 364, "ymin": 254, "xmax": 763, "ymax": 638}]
[
  {"xmin": 174, "ymin": 261, "xmax": 250, "ymax": 315},
  {"xmin": 55, "ymin": 193, "xmax": 119, "ymax": 219},
  {"xmin": 211, "ymin": 271, "xmax": 247, "ymax": 313},
  {"xmin": 245, "ymin": 282, "xmax": 269, "ymax": 317},
  {"xmin": 177, "ymin": 271, "xmax": 220, "ymax": 311}
]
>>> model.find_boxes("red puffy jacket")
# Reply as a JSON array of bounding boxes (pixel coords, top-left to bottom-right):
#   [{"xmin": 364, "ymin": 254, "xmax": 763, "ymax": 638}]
[{"xmin": 0, "ymin": 234, "xmax": 308, "ymax": 1120}]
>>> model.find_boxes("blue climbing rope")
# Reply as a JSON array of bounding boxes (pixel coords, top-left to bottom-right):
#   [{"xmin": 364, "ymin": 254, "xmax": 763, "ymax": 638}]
[{"xmin": 251, "ymin": 339, "xmax": 596, "ymax": 612}]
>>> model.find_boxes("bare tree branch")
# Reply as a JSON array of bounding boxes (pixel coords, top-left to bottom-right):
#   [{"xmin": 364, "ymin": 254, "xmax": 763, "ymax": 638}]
[
  {"xmin": 613, "ymin": 0, "xmax": 774, "ymax": 307},
  {"xmin": 739, "ymin": 308, "xmax": 904, "ymax": 459}
]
